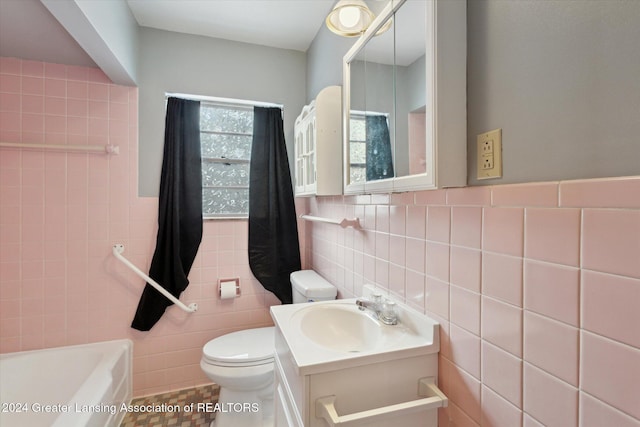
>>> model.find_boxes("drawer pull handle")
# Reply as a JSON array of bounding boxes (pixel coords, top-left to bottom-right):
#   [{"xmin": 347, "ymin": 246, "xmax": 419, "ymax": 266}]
[{"xmin": 315, "ymin": 377, "xmax": 447, "ymax": 427}]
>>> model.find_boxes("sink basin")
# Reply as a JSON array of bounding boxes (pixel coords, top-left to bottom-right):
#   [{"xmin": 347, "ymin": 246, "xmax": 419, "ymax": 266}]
[
  {"xmin": 294, "ymin": 304, "xmax": 384, "ymax": 352},
  {"xmin": 270, "ymin": 288, "xmax": 440, "ymax": 375}
]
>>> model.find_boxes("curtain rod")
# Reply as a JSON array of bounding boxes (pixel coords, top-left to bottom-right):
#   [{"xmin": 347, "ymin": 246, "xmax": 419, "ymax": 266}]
[
  {"xmin": 165, "ymin": 92, "xmax": 283, "ymax": 109},
  {"xmin": 350, "ymin": 109, "xmax": 389, "ymax": 117}
]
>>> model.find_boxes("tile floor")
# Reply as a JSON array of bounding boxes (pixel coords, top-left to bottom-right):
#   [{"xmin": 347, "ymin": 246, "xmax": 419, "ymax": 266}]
[{"xmin": 120, "ymin": 384, "xmax": 220, "ymax": 427}]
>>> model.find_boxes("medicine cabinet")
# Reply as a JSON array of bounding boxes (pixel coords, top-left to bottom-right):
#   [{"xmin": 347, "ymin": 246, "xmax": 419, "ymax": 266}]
[{"xmin": 343, "ymin": 0, "xmax": 467, "ymax": 194}]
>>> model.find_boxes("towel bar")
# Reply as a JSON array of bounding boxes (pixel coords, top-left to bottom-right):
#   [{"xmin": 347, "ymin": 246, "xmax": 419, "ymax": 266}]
[
  {"xmin": 0, "ymin": 141, "xmax": 119, "ymax": 154},
  {"xmin": 315, "ymin": 377, "xmax": 447, "ymax": 426},
  {"xmin": 299, "ymin": 215, "xmax": 361, "ymax": 229}
]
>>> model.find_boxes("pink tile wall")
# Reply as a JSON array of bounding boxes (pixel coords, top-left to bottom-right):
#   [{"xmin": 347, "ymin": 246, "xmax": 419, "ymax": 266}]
[
  {"xmin": 304, "ymin": 177, "xmax": 640, "ymax": 426},
  {"xmin": 0, "ymin": 57, "xmax": 277, "ymax": 397}
]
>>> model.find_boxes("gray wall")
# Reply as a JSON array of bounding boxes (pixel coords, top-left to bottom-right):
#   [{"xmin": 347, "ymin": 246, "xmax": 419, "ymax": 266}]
[
  {"xmin": 467, "ymin": 0, "xmax": 640, "ymax": 185},
  {"xmin": 138, "ymin": 0, "xmax": 640, "ymax": 194},
  {"xmin": 308, "ymin": 0, "xmax": 640, "ymax": 186},
  {"xmin": 75, "ymin": 0, "xmax": 139, "ymax": 84},
  {"xmin": 306, "ymin": 24, "xmax": 354, "ymax": 103},
  {"xmin": 138, "ymin": 27, "xmax": 306, "ymax": 196},
  {"xmin": 41, "ymin": 0, "xmax": 139, "ymax": 85}
]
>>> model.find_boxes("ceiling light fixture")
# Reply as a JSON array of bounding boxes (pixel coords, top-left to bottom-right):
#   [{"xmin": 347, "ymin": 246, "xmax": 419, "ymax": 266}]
[{"xmin": 325, "ymin": 0, "xmax": 375, "ymax": 37}]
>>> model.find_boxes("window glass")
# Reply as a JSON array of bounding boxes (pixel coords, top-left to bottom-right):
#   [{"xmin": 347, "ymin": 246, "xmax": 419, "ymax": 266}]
[
  {"xmin": 200, "ymin": 103, "xmax": 253, "ymax": 218},
  {"xmin": 349, "ymin": 115, "xmax": 367, "ymax": 184}
]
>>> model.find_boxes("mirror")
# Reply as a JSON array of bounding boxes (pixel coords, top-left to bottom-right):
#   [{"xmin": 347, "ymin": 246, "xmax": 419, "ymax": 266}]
[
  {"xmin": 348, "ymin": 18, "xmax": 395, "ymax": 185},
  {"xmin": 344, "ymin": 0, "xmax": 431, "ymax": 193},
  {"xmin": 394, "ymin": 1, "xmax": 428, "ymax": 178}
]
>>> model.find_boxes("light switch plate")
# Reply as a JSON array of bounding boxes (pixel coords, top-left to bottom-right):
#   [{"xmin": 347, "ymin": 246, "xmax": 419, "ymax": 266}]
[{"xmin": 477, "ymin": 128, "xmax": 502, "ymax": 180}]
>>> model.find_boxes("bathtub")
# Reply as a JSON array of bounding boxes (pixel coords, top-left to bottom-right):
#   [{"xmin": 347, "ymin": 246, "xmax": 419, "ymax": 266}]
[{"xmin": 0, "ymin": 339, "xmax": 132, "ymax": 427}]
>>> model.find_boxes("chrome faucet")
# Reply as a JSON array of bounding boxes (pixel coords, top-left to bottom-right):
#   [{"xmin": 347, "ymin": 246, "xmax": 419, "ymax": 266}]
[
  {"xmin": 355, "ymin": 298, "xmax": 378, "ymax": 311},
  {"xmin": 356, "ymin": 294, "xmax": 398, "ymax": 325}
]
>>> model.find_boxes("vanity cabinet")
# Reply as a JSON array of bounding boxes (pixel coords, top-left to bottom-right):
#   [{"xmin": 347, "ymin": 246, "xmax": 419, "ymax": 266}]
[
  {"xmin": 273, "ymin": 328, "xmax": 443, "ymax": 427},
  {"xmin": 294, "ymin": 86, "xmax": 343, "ymax": 196}
]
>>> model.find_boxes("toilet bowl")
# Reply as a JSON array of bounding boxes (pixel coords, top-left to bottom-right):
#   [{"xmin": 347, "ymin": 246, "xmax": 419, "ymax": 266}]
[
  {"xmin": 201, "ymin": 327, "xmax": 275, "ymax": 427},
  {"xmin": 200, "ymin": 270, "xmax": 337, "ymax": 427}
]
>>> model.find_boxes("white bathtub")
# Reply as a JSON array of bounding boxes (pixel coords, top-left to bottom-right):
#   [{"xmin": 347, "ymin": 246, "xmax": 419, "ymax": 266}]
[{"xmin": 0, "ymin": 339, "xmax": 132, "ymax": 427}]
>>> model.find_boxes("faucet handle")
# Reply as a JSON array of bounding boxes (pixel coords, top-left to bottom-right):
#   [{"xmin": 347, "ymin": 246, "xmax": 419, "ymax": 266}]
[
  {"xmin": 371, "ymin": 292, "xmax": 383, "ymax": 307},
  {"xmin": 379, "ymin": 300, "xmax": 398, "ymax": 325}
]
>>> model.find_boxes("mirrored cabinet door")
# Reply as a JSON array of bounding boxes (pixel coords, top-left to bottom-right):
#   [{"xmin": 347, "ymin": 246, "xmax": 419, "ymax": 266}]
[
  {"xmin": 394, "ymin": 0, "xmax": 427, "ymax": 180},
  {"xmin": 348, "ymin": 22, "xmax": 396, "ymax": 192},
  {"xmin": 343, "ymin": 0, "xmax": 466, "ymax": 194}
]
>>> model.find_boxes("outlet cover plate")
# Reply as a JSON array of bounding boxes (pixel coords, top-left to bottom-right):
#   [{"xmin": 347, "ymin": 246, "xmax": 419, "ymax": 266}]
[{"xmin": 477, "ymin": 128, "xmax": 502, "ymax": 180}]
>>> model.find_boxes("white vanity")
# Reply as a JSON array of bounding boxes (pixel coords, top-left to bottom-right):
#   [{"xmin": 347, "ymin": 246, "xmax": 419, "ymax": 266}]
[{"xmin": 270, "ymin": 286, "xmax": 447, "ymax": 427}]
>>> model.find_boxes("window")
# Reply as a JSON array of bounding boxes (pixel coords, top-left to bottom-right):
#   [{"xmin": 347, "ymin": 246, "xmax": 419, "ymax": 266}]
[
  {"xmin": 348, "ymin": 111, "xmax": 390, "ymax": 184},
  {"xmin": 200, "ymin": 101, "xmax": 254, "ymax": 218},
  {"xmin": 349, "ymin": 113, "xmax": 367, "ymax": 184}
]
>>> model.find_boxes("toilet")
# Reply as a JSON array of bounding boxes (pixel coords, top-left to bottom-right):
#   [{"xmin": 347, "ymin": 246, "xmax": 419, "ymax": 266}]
[{"xmin": 200, "ymin": 270, "xmax": 337, "ymax": 427}]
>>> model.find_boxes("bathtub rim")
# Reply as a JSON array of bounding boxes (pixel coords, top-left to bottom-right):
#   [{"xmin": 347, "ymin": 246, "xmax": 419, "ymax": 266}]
[{"xmin": 0, "ymin": 339, "xmax": 133, "ymax": 427}]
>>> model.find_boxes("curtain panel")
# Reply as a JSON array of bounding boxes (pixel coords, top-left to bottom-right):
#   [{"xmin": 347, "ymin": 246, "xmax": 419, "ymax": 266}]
[
  {"xmin": 366, "ymin": 114, "xmax": 394, "ymax": 181},
  {"xmin": 248, "ymin": 107, "xmax": 301, "ymax": 304},
  {"xmin": 131, "ymin": 97, "xmax": 203, "ymax": 331}
]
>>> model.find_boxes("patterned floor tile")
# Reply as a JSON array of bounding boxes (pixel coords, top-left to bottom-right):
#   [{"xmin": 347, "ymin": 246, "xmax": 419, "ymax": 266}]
[{"xmin": 120, "ymin": 384, "xmax": 220, "ymax": 427}]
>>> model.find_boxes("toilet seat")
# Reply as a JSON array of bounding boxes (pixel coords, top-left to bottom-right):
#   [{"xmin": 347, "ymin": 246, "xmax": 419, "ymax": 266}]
[{"xmin": 202, "ymin": 326, "xmax": 275, "ymax": 367}]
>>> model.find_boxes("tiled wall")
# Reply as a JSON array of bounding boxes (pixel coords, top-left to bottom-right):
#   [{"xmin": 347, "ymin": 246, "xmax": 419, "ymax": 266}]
[
  {"xmin": 0, "ymin": 57, "xmax": 277, "ymax": 397},
  {"xmin": 303, "ymin": 178, "xmax": 640, "ymax": 427}
]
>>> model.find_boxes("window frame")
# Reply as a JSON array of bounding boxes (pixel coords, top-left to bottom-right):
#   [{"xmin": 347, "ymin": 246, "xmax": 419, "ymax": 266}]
[{"xmin": 165, "ymin": 93, "xmax": 283, "ymax": 220}]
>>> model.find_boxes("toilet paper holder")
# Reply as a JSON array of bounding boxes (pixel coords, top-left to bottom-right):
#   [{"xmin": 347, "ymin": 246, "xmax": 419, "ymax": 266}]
[{"xmin": 219, "ymin": 278, "xmax": 241, "ymax": 298}]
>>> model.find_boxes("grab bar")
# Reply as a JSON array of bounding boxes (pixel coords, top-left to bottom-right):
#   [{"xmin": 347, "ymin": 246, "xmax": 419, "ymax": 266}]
[
  {"xmin": 300, "ymin": 215, "xmax": 361, "ymax": 229},
  {"xmin": 0, "ymin": 141, "xmax": 119, "ymax": 154},
  {"xmin": 111, "ymin": 244, "xmax": 197, "ymax": 313},
  {"xmin": 315, "ymin": 377, "xmax": 447, "ymax": 427}
]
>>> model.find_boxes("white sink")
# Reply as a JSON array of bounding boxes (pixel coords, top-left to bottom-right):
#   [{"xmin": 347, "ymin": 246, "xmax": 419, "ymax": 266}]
[
  {"xmin": 294, "ymin": 304, "xmax": 386, "ymax": 352},
  {"xmin": 271, "ymin": 286, "xmax": 440, "ymax": 375}
]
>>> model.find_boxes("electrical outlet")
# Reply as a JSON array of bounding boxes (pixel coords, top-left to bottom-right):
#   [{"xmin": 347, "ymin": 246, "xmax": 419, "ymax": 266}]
[
  {"xmin": 482, "ymin": 139, "xmax": 493, "ymax": 154},
  {"xmin": 482, "ymin": 154, "xmax": 494, "ymax": 170},
  {"xmin": 477, "ymin": 129, "xmax": 502, "ymax": 180}
]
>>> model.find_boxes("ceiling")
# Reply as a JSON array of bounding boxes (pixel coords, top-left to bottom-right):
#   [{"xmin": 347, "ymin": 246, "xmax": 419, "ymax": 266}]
[
  {"xmin": 126, "ymin": 0, "xmax": 336, "ymax": 52},
  {"xmin": 0, "ymin": 0, "xmax": 338, "ymax": 70}
]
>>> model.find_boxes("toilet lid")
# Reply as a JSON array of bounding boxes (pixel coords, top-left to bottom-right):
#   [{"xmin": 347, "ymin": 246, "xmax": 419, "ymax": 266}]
[{"xmin": 203, "ymin": 326, "xmax": 274, "ymax": 366}]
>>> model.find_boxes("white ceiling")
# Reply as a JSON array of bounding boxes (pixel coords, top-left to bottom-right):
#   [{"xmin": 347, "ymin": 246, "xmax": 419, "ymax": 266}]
[
  {"xmin": 126, "ymin": 0, "xmax": 336, "ymax": 52},
  {"xmin": 0, "ymin": 0, "xmax": 338, "ymax": 70}
]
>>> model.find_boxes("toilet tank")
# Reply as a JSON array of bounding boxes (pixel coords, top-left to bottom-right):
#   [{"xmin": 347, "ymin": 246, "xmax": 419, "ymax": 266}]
[{"xmin": 290, "ymin": 270, "xmax": 337, "ymax": 303}]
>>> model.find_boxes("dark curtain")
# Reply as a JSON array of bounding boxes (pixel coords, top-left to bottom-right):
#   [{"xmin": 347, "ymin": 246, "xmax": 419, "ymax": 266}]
[
  {"xmin": 131, "ymin": 97, "xmax": 203, "ymax": 331},
  {"xmin": 248, "ymin": 107, "xmax": 301, "ymax": 304},
  {"xmin": 366, "ymin": 115, "xmax": 394, "ymax": 181}
]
